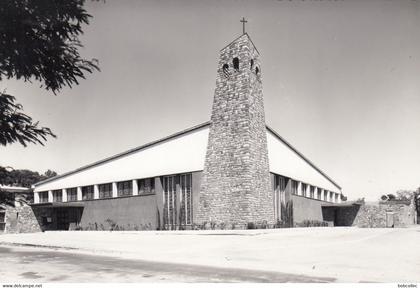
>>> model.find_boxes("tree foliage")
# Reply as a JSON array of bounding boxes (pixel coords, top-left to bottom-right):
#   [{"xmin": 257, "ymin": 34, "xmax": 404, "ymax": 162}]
[
  {"xmin": 395, "ymin": 190, "xmax": 414, "ymax": 201},
  {"xmin": 380, "ymin": 190, "xmax": 415, "ymax": 202},
  {"xmin": 355, "ymin": 197, "xmax": 365, "ymax": 204},
  {"xmin": 0, "ymin": 166, "xmax": 57, "ymax": 187},
  {"xmin": 43, "ymin": 169, "xmax": 58, "ymax": 179},
  {"xmin": 0, "ymin": 0, "xmax": 99, "ymax": 146},
  {"xmin": 0, "ymin": 0, "xmax": 99, "ymax": 92},
  {"xmin": 0, "ymin": 92, "xmax": 56, "ymax": 146}
]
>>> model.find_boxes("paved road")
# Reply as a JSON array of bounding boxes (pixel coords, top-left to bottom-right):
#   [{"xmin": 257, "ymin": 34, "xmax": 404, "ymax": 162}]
[
  {"xmin": 0, "ymin": 245, "xmax": 334, "ymax": 283},
  {"xmin": 2, "ymin": 227, "xmax": 419, "ymax": 282}
]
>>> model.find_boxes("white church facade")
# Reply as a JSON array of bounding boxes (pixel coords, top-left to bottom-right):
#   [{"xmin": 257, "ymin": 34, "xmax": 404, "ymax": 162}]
[{"xmin": 31, "ymin": 33, "xmax": 342, "ymax": 231}]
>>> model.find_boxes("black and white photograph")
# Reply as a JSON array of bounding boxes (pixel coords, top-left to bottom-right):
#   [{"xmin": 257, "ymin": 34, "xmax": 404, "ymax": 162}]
[{"xmin": 0, "ymin": 0, "xmax": 419, "ymax": 286}]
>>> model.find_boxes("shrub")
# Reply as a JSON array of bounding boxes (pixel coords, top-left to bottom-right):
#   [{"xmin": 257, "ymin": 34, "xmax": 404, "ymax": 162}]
[
  {"xmin": 258, "ymin": 220, "xmax": 268, "ymax": 229},
  {"xmin": 295, "ymin": 219, "xmax": 328, "ymax": 227},
  {"xmin": 105, "ymin": 218, "xmax": 117, "ymax": 231},
  {"xmin": 210, "ymin": 221, "xmax": 217, "ymax": 230},
  {"xmin": 275, "ymin": 219, "xmax": 288, "ymax": 228}
]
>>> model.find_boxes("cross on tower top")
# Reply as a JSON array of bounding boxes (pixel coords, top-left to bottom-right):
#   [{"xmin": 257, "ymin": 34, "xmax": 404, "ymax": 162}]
[{"xmin": 240, "ymin": 17, "xmax": 247, "ymax": 34}]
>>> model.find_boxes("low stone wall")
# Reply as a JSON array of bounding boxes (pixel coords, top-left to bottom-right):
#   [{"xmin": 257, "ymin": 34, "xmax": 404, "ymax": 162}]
[
  {"xmin": 4, "ymin": 205, "xmax": 42, "ymax": 233},
  {"xmin": 352, "ymin": 201, "xmax": 416, "ymax": 228}
]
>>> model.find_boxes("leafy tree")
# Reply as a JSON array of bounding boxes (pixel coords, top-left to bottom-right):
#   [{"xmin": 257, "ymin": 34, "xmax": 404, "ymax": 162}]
[
  {"xmin": 43, "ymin": 169, "xmax": 58, "ymax": 179},
  {"xmin": 0, "ymin": 166, "xmax": 57, "ymax": 187},
  {"xmin": 355, "ymin": 197, "xmax": 365, "ymax": 204},
  {"xmin": 0, "ymin": 92, "xmax": 55, "ymax": 146},
  {"xmin": 0, "ymin": 0, "xmax": 99, "ymax": 147},
  {"xmin": 395, "ymin": 190, "xmax": 414, "ymax": 201},
  {"xmin": 380, "ymin": 191, "xmax": 415, "ymax": 202}
]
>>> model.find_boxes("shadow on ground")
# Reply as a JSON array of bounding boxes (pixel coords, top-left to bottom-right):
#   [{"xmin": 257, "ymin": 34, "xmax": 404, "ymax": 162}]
[{"xmin": 0, "ymin": 245, "xmax": 335, "ymax": 283}]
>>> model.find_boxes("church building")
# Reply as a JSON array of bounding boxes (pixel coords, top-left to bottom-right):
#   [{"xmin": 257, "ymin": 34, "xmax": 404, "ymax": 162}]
[{"xmin": 31, "ymin": 32, "xmax": 342, "ymax": 231}]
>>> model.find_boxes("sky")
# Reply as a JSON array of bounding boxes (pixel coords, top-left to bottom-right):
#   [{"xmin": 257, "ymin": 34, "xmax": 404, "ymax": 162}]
[{"xmin": 1, "ymin": 0, "xmax": 419, "ymax": 201}]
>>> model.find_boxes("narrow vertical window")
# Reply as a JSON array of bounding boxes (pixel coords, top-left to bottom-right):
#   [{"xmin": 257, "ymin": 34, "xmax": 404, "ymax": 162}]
[
  {"xmin": 291, "ymin": 180, "xmax": 298, "ymax": 195},
  {"xmin": 222, "ymin": 63, "xmax": 229, "ymax": 77},
  {"xmin": 138, "ymin": 178, "xmax": 155, "ymax": 194},
  {"xmin": 82, "ymin": 186, "xmax": 94, "ymax": 200},
  {"xmin": 301, "ymin": 183, "xmax": 307, "ymax": 197},
  {"xmin": 52, "ymin": 190, "xmax": 62, "ymax": 202},
  {"xmin": 233, "ymin": 57, "xmax": 239, "ymax": 70},
  {"xmin": 180, "ymin": 173, "xmax": 192, "ymax": 226},
  {"xmin": 117, "ymin": 181, "xmax": 132, "ymax": 197},
  {"xmin": 0, "ymin": 211, "xmax": 5, "ymax": 232},
  {"xmin": 67, "ymin": 188, "xmax": 78, "ymax": 201},
  {"xmin": 99, "ymin": 183, "xmax": 112, "ymax": 199},
  {"xmin": 39, "ymin": 192, "xmax": 49, "ymax": 203},
  {"xmin": 310, "ymin": 186, "xmax": 315, "ymax": 198}
]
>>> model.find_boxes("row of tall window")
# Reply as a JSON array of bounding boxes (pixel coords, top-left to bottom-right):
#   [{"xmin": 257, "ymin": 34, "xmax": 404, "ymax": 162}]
[
  {"xmin": 290, "ymin": 179, "xmax": 339, "ymax": 203},
  {"xmin": 38, "ymin": 177, "xmax": 156, "ymax": 203}
]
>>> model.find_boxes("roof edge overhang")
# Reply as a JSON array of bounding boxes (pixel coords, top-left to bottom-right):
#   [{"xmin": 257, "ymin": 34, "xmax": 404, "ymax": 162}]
[
  {"xmin": 321, "ymin": 202, "xmax": 362, "ymax": 208},
  {"xmin": 33, "ymin": 122, "xmax": 341, "ymax": 191},
  {"xmin": 266, "ymin": 125, "xmax": 342, "ymax": 191},
  {"xmin": 30, "ymin": 202, "xmax": 85, "ymax": 208},
  {"xmin": 33, "ymin": 122, "xmax": 211, "ymax": 187}
]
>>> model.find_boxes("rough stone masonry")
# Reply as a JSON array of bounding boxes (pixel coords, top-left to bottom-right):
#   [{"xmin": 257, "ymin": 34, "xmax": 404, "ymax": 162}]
[{"xmin": 197, "ymin": 34, "xmax": 274, "ymax": 227}]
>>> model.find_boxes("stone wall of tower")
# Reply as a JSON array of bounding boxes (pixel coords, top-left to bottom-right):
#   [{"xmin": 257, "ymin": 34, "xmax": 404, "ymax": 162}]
[{"xmin": 196, "ymin": 34, "xmax": 274, "ymax": 228}]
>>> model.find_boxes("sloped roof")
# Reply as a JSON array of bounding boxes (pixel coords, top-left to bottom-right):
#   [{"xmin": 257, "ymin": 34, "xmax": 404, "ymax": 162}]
[
  {"xmin": 33, "ymin": 122, "xmax": 211, "ymax": 187},
  {"xmin": 220, "ymin": 33, "xmax": 260, "ymax": 55},
  {"xmin": 33, "ymin": 122, "xmax": 341, "ymax": 190},
  {"xmin": 266, "ymin": 126, "xmax": 341, "ymax": 190}
]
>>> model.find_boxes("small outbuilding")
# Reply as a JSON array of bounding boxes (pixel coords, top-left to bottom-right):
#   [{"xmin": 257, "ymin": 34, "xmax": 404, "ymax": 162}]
[{"xmin": 322, "ymin": 199, "xmax": 417, "ymax": 228}]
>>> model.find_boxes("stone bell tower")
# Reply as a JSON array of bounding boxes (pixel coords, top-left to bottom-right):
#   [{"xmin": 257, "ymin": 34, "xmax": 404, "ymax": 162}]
[{"xmin": 196, "ymin": 32, "xmax": 274, "ymax": 227}]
